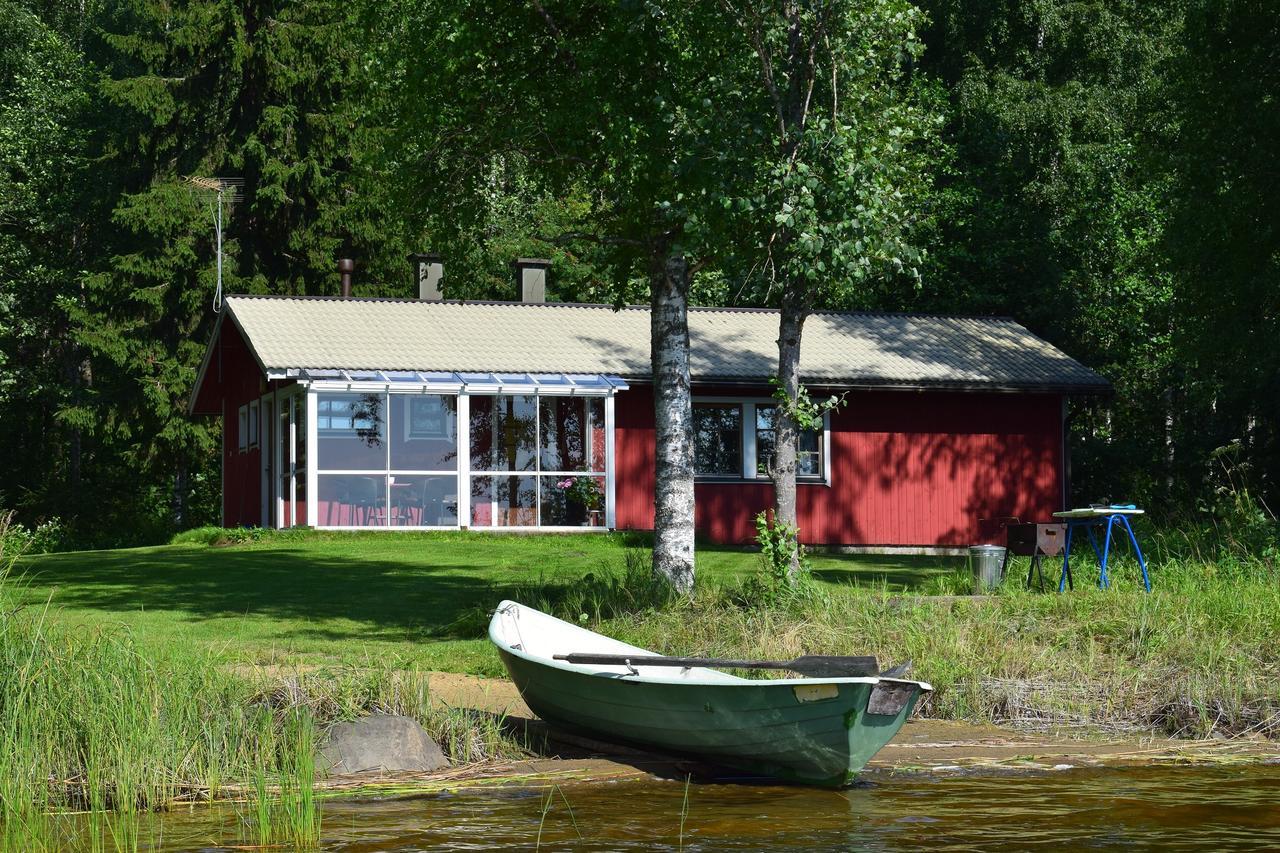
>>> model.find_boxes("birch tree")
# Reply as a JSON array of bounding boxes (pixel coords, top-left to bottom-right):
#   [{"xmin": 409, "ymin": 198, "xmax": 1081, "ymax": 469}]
[
  {"xmin": 722, "ymin": 1, "xmax": 940, "ymax": 575},
  {"xmin": 388, "ymin": 2, "xmax": 750, "ymax": 591}
]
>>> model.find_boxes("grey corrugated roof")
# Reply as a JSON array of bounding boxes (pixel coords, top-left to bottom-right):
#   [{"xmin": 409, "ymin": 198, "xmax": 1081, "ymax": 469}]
[{"xmin": 216, "ymin": 295, "xmax": 1110, "ymax": 392}]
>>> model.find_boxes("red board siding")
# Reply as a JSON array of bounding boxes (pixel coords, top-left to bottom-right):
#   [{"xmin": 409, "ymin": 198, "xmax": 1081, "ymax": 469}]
[
  {"xmin": 615, "ymin": 386, "xmax": 1063, "ymax": 546},
  {"xmin": 215, "ymin": 322, "xmax": 265, "ymax": 527}
]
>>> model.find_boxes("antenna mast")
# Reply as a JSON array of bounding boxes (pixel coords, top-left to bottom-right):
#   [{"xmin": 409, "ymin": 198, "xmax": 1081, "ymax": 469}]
[{"xmin": 185, "ymin": 176, "xmax": 243, "ymax": 312}]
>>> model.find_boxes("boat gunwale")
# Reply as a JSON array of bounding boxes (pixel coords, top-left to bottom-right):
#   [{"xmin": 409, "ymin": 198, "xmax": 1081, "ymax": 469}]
[{"xmin": 489, "ymin": 600, "xmax": 933, "ymax": 693}]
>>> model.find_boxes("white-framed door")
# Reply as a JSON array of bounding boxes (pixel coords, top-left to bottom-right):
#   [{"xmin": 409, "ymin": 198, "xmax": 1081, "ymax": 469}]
[
  {"xmin": 273, "ymin": 388, "xmax": 302, "ymax": 528},
  {"xmin": 260, "ymin": 391, "xmax": 275, "ymax": 527}
]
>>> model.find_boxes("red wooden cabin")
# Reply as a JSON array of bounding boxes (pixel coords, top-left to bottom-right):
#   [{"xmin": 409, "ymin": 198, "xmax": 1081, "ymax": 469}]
[{"xmin": 189, "ymin": 282, "xmax": 1108, "ymax": 548}]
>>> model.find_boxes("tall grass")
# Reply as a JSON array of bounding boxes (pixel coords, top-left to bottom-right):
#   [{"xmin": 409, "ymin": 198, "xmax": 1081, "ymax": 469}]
[
  {"xmin": 590, "ymin": 554, "xmax": 1280, "ymax": 740},
  {"xmin": 0, "ymin": 515, "xmax": 528, "ymax": 851}
]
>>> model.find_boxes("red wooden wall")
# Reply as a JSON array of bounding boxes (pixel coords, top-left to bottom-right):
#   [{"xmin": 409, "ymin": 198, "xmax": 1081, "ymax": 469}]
[
  {"xmin": 191, "ymin": 321, "xmax": 291, "ymax": 528},
  {"xmin": 614, "ymin": 386, "xmax": 1064, "ymax": 546}
]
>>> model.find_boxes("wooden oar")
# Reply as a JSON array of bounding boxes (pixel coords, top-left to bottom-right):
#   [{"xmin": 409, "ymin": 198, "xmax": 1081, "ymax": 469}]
[{"xmin": 553, "ymin": 653, "xmax": 880, "ymax": 678}]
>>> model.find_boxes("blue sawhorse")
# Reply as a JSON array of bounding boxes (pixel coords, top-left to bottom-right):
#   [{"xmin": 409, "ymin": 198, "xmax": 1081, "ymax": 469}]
[{"xmin": 1057, "ymin": 513, "xmax": 1151, "ymax": 592}]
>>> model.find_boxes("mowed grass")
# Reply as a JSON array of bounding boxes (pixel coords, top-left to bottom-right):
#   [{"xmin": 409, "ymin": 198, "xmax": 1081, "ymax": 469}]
[{"xmin": 15, "ymin": 531, "xmax": 959, "ymax": 675}]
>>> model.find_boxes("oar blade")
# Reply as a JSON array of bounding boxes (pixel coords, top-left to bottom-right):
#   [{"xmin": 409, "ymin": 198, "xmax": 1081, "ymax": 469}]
[{"xmin": 789, "ymin": 655, "xmax": 880, "ymax": 678}]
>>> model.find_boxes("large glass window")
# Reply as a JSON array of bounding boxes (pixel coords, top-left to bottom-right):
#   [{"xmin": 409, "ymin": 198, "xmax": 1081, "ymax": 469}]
[
  {"xmin": 316, "ymin": 392, "xmax": 458, "ymax": 527},
  {"xmin": 470, "ymin": 395, "xmax": 537, "ymax": 472},
  {"xmin": 693, "ymin": 403, "xmax": 742, "ymax": 477},
  {"xmin": 390, "ymin": 395, "xmax": 457, "ymax": 470},
  {"xmin": 539, "ymin": 397, "xmax": 605, "ymax": 472},
  {"xmin": 469, "ymin": 394, "xmax": 606, "ymax": 527},
  {"xmin": 315, "ymin": 393, "xmax": 384, "ymax": 471},
  {"xmin": 313, "ymin": 388, "xmax": 611, "ymax": 529},
  {"xmin": 470, "ymin": 475, "xmax": 537, "ymax": 527},
  {"xmin": 755, "ymin": 405, "xmax": 822, "ymax": 478}
]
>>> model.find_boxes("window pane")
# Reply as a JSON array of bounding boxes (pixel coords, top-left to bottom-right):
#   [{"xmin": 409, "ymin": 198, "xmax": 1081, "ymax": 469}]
[
  {"xmin": 390, "ymin": 395, "xmax": 458, "ymax": 471},
  {"xmin": 469, "ymin": 395, "xmax": 536, "ymax": 472},
  {"xmin": 316, "ymin": 392, "xmax": 385, "ymax": 470},
  {"xmin": 316, "ymin": 474, "xmax": 388, "ymax": 527},
  {"xmin": 798, "ymin": 429, "xmax": 821, "ymax": 476},
  {"xmin": 470, "ymin": 475, "xmax": 537, "ymax": 527},
  {"xmin": 540, "ymin": 476, "xmax": 606, "ymax": 526},
  {"xmin": 756, "ymin": 404, "xmax": 821, "ymax": 478},
  {"xmin": 294, "ymin": 398, "xmax": 305, "ymax": 471},
  {"xmin": 389, "ymin": 475, "xmax": 458, "ymax": 526},
  {"xmin": 693, "ymin": 404, "xmax": 742, "ymax": 476},
  {"xmin": 539, "ymin": 397, "xmax": 605, "ymax": 472}
]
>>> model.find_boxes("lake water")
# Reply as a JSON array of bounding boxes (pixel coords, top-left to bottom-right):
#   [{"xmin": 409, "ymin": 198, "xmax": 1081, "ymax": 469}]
[{"xmin": 133, "ymin": 764, "xmax": 1280, "ymax": 851}]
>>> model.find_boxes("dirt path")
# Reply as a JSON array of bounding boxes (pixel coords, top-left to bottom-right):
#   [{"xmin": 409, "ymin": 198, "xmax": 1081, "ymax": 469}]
[{"xmin": 424, "ymin": 670, "xmax": 1280, "ymax": 778}]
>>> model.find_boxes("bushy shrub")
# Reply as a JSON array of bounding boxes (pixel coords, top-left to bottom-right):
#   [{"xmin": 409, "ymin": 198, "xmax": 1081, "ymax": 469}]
[{"xmin": 0, "ymin": 510, "xmax": 69, "ymax": 556}]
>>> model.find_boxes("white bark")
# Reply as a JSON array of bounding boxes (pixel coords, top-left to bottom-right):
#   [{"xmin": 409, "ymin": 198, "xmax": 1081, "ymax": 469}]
[
  {"xmin": 771, "ymin": 295, "xmax": 806, "ymax": 579},
  {"xmin": 650, "ymin": 249, "xmax": 696, "ymax": 593}
]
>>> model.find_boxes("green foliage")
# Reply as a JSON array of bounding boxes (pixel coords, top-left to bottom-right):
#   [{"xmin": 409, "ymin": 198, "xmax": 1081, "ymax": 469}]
[
  {"xmin": 738, "ymin": 512, "xmax": 826, "ymax": 608},
  {"xmin": 769, "ymin": 378, "xmax": 845, "ymax": 432},
  {"xmin": 2, "ymin": 0, "xmax": 1280, "ymax": 546}
]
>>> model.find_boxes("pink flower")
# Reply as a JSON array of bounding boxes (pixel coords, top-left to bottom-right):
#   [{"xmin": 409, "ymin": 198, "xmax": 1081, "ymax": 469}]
[{"xmin": 557, "ymin": 478, "xmax": 574, "ymax": 489}]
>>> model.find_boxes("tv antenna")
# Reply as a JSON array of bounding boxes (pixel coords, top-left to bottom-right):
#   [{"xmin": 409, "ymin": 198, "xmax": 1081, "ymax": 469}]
[{"xmin": 185, "ymin": 176, "xmax": 243, "ymax": 312}]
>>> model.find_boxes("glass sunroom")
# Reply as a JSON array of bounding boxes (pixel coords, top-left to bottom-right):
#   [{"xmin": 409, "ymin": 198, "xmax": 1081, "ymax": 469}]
[{"xmin": 276, "ymin": 371, "xmax": 625, "ymax": 531}]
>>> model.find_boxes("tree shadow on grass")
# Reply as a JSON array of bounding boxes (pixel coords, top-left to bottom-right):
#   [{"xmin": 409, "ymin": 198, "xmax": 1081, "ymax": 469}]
[
  {"xmin": 13, "ymin": 546, "xmax": 588, "ymax": 645},
  {"xmin": 809, "ymin": 555, "xmax": 963, "ymax": 592}
]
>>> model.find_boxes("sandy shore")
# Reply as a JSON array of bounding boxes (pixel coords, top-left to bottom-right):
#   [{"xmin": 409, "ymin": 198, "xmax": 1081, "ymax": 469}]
[{"xmin": 412, "ymin": 670, "xmax": 1279, "ymax": 785}]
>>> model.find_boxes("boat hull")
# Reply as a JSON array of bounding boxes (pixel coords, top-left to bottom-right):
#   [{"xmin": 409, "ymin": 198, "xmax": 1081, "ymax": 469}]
[{"xmin": 497, "ymin": 645, "xmax": 922, "ymax": 787}]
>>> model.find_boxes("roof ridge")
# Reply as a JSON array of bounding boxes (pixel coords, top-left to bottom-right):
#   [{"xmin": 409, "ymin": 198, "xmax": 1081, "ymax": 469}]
[{"xmin": 222, "ymin": 294, "xmax": 1017, "ymax": 323}]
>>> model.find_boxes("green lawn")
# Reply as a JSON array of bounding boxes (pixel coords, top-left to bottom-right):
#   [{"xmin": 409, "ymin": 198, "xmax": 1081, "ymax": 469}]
[{"xmin": 15, "ymin": 532, "xmax": 959, "ymax": 674}]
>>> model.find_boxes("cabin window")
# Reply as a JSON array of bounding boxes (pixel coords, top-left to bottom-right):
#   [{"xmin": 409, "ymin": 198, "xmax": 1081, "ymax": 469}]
[
  {"xmin": 237, "ymin": 405, "xmax": 249, "ymax": 452},
  {"xmin": 247, "ymin": 400, "xmax": 259, "ymax": 448},
  {"xmin": 692, "ymin": 402, "xmax": 743, "ymax": 477},
  {"xmin": 754, "ymin": 405, "xmax": 822, "ymax": 478},
  {"xmin": 306, "ymin": 377, "xmax": 618, "ymax": 530}
]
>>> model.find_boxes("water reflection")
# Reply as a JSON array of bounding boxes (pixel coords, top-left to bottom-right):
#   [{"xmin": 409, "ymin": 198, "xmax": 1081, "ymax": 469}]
[{"xmin": 136, "ymin": 766, "xmax": 1280, "ymax": 851}]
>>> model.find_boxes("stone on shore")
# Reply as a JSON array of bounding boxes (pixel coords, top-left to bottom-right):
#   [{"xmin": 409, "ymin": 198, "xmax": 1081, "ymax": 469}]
[{"xmin": 318, "ymin": 714, "xmax": 448, "ymax": 774}]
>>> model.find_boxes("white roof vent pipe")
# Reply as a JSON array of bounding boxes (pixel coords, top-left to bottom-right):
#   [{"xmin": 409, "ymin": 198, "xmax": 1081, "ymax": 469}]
[
  {"xmin": 410, "ymin": 253, "xmax": 444, "ymax": 300},
  {"xmin": 513, "ymin": 258, "xmax": 550, "ymax": 303}
]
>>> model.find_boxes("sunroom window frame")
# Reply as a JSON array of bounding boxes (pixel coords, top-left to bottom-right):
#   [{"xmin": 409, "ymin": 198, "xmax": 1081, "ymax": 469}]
[{"xmin": 297, "ymin": 373, "xmax": 624, "ymax": 531}]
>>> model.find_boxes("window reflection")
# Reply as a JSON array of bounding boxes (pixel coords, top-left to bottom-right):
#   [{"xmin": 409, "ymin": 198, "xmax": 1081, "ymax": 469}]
[
  {"xmin": 539, "ymin": 397, "xmax": 605, "ymax": 472},
  {"xmin": 470, "ymin": 395, "xmax": 537, "ymax": 472},
  {"xmin": 693, "ymin": 403, "xmax": 742, "ymax": 476},
  {"xmin": 316, "ymin": 393, "xmax": 385, "ymax": 471},
  {"xmin": 755, "ymin": 405, "xmax": 822, "ymax": 477}
]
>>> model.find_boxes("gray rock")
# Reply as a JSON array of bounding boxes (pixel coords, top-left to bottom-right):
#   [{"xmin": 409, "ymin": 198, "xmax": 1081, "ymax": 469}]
[{"xmin": 318, "ymin": 714, "xmax": 448, "ymax": 775}]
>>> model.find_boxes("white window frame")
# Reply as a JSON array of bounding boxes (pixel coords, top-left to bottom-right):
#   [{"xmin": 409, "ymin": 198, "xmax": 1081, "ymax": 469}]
[
  {"xmin": 692, "ymin": 395, "xmax": 831, "ymax": 487},
  {"xmin": 301, "ymin": 376, "xmax": 622, "ymax": 532},
  {"xmin": 237, "ymin": 404, "xmax": 249, "ymax": 452}
]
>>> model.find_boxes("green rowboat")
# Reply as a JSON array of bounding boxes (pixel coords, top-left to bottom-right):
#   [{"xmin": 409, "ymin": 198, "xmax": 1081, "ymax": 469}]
[{"xmin": 489, "ymin": 600, "xmax": 931, "ymax": 787}]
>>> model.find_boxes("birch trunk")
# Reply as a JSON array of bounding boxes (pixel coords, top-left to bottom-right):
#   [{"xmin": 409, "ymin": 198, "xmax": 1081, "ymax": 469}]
[
  {"xmin": 771, "ymin": 291, "xmax": 807, "ymax": 579},
  {"xmin": 650, "ymin": 249, "xmax": 696, "ymax": 593}
]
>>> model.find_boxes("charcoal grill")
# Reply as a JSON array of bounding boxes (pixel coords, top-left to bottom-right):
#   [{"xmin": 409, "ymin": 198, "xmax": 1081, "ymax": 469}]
[{"xmin": 1002, "ymin": 522, "xmax": 1067, "ymax": 591}]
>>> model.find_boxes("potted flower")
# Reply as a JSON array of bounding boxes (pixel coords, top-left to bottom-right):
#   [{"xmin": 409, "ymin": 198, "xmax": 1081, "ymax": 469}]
[{"xmin": 556, "ymin": 477, "xmax": 603, "ymax": 525}]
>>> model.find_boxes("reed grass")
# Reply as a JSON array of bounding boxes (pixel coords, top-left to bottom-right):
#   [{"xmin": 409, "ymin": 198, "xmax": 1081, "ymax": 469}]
[{"xmin": 0, "ymin": 517, "xmax": 529, "ymax": 850}]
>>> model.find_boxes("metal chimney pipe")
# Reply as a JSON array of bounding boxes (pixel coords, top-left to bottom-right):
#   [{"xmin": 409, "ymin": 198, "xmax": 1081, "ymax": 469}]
[{"xmin": 338, "ymin": 258, "xmax": 355, "ymax": 297}]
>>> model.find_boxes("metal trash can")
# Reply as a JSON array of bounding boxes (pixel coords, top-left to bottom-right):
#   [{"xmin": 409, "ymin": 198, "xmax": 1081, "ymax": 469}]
[{"xmin": 969, "ymin": 545, "xmax": 1006, "ymax": 593}]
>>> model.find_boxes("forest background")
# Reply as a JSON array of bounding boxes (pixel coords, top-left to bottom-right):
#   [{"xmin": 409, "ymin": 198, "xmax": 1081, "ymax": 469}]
[{"xmin": 1, "ymin": 0, "xmax": 1275, "ymax": 548}]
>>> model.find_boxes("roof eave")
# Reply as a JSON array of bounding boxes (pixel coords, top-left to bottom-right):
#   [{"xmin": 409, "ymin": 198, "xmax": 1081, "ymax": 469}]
[{"xmin": 623, "ymin": 374, "xmax": 1113, "ymax": 395}]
